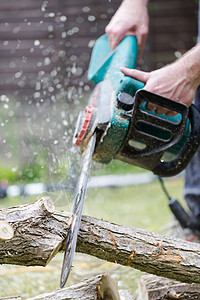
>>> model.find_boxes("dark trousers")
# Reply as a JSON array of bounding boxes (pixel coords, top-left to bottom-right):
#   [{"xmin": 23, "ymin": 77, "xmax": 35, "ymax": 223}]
[{"xmin": 184, "ymin": 86, "xmax": 200, "ymax": 218}]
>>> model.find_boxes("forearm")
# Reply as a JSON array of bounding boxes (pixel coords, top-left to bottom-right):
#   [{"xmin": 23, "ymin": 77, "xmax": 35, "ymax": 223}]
[
  {"xmin": 122, "ymin": 0, "xmax": 148, "ymax": 6},
  {"xmin": 120, "ymin": 43, "xmax": 200, "ymax": 114},
  {"xmin": 178, "ymin": 43, "xmax": 200, "ymax": 88}
]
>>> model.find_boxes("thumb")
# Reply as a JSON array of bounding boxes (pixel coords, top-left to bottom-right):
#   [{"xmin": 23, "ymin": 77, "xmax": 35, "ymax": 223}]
[{"xmin": 120, "ymin": 67, "xmax": 150, "ymax": 83}]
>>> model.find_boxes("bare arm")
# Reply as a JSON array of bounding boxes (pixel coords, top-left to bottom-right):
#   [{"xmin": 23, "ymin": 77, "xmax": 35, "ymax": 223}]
[
  {"xmin": 121, "ymin": 43, "xmax": 200, "ymax": 116},
  {"xmin": 105, "ymin": 0, "xmax": 149, "ymax": 61}
]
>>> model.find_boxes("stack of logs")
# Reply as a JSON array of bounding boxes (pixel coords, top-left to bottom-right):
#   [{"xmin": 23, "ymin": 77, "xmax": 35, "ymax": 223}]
[{"xmin": 1, "ymin": 197, "xmax": 200, "ymax": 299}]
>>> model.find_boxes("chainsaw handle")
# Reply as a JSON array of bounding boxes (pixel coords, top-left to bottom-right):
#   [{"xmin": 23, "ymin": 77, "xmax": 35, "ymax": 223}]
[
  {"xmin": 131, "ymin": 89, "xmax": 189, "ymax": 155},
  {"xmin": 153, "ymin": 104, "xmax": 200, "ymax": 177},
  {"xmin": 117, "ymin": 90, "xmax": 200, "ymax": 176}
]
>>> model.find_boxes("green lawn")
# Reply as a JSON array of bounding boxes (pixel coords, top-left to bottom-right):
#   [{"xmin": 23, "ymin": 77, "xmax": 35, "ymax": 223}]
[{"xmin": 84, "ymin": 179, "xmax": 178, "ymax": 232}]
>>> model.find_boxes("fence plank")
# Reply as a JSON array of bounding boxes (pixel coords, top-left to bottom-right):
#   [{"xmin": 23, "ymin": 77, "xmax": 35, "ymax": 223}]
[{"xmin": 0, "ymin": 0, "xmax": 197, "ymax": 101}]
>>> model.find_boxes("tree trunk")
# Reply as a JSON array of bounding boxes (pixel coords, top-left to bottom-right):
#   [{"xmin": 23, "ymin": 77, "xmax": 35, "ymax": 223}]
[
  {"xmin": 28, "ymin": 274, "xmax": 120, "ymax": 300},
  {"xmin": 1, "ymin": 197, "xmax": 200, "ymax": 284},
  {"xmin": 138, "ymin": 274, "xmax": 200, "ymax": 300},
  {"xmin": 0, "ymin": 297, "xmax": 22, "ymax": 300}
]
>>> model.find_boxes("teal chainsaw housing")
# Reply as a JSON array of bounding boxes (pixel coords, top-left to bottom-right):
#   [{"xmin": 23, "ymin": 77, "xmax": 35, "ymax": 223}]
[
  {"xmin": 73, "ymin": 34, "xmax": 200, "ymax": 176},
  {"xmin": 88, "ymin": 34, "xmax": 144, "ymax": 95},
  {"xmin": 87, "ymin": 34, "xmax": 145, "ymax": 163},
  {"xmin": 87, "ymin": 35, "xmax": 195, "ymax": 171}
]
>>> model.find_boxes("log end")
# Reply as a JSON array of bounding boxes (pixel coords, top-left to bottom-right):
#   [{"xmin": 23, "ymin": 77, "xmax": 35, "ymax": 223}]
[
  {"xmin": 97, "ymin": 274, "xmax": 120, "ymax": 300},
  {"xmin": 40, "ymin": 196, "xmax": 55, "ymax": 214},
  {"xmin": 0, "ymin": 220, "xmax": 14, "ymax": 240}
]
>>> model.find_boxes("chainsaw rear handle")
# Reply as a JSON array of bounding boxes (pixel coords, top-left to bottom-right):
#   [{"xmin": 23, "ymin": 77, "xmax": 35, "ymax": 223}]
[
  {"xmin": 117, "ymin": 90, "xmax": 200, "ymax": 176},
  {"xmin": 131, "ymin": 89, "xmax": 189, "ymax": 156},
  {"xmin": 153, "ymin": 104, "xmax": 200, "ymax": 176}
]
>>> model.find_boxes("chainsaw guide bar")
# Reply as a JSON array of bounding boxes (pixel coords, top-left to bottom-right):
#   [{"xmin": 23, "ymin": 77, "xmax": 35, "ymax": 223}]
[{"xmin": 60, "ymin": 133, "xmax": 96, "ymax": 288}]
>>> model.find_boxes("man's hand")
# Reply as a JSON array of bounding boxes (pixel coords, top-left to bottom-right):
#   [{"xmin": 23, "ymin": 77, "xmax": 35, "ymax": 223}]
[
  {"xmin": 105, "ymin": 0, "xmax": 149, "ymax": 61},
  {"xmin": 120, "ymin": 44, "xmax": 200, "ymax": 116}
]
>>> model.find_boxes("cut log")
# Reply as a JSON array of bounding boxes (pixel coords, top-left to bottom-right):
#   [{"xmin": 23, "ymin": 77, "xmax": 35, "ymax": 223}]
[
  {"xmin": 27, "ymin": 273, "xmax": 120, "ymax": 300},
  {"xmin": 138, "ymin": 274, "xmax": 200, "ymax": 300},
  {"xmin": 0, "ymin": 220, "xmax": 14, "ymax": 240},
  {"xmin": 0, "ymin": 297, "xmax": 22, "ymax": 300},
  {"xmin": 0, "ymin": 196, "xmax": 60, "ymax": 266},
  {"xmin": 1, "ymin": 197, "xmax": 200, "ymax": 284}
]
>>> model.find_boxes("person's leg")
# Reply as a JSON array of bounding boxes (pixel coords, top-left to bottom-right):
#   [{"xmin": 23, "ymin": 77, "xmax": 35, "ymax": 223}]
[
  {"xmin": 184, "ymin": 86, "xmax": 200, "ymax": 225},
  {"xmin": 175, "ymin": 1, "xmax": 200, "ymax": 236}
]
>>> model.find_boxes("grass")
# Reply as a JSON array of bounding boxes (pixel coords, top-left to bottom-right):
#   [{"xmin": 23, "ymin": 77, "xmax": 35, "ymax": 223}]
[
  {"xmin": 91, "ymin": 159, "xmax": 146, "ymax": 176},
  {"xmin": 85, "ymin": 176, "xmax": 184, "ymax": 232},
  {"xmin": 0, "ymin": 175, "xmax": 184, "ymax": 298}
]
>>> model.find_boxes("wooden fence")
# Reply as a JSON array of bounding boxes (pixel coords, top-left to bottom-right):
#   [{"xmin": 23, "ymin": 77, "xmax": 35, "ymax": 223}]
[{"xmin": 0, "ymin": 0, "xmax": 198, "ymax": 103}]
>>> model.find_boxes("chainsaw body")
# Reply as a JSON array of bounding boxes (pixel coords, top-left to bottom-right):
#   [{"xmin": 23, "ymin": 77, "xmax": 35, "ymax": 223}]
[
  {"xmin": 73, "ymin": 34, "xmax": 200, "ymax": 177},
  {"xmin": 61, "ymin": 34, "xmax": 200, "ymax": 286}
]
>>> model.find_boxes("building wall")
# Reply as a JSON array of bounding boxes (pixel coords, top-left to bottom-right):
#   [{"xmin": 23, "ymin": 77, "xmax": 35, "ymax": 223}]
[{"xmin": 0, "ymin": 0, "xmax": 198, "ymax": 103}]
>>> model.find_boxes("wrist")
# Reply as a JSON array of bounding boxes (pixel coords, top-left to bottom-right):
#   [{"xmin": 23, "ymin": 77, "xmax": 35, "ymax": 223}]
[
  {"xmin": 123, "ymin": 0, "xmax": 149, "ymax": 6},
  {"xmin": 174, "ymin": 45, "xmax": 200, "ymax": 90},
  {"xmin": 182, "ymin": 45, "xmax": 200, "ymax": 88}
]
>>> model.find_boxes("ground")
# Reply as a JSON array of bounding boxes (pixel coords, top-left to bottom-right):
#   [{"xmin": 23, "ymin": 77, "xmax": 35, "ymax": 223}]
[{"xmin": 0, "ymin": 176, "xmax": 184, "ymax": 298}]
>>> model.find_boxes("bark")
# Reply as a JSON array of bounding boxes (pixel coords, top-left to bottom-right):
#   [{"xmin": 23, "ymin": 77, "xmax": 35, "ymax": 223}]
[
  {"xmin": 28, "ymin": 273, "xmax": 120, "ymax": 300},
  {"xmin": 138, "ymin": 274, "xmax": 200, "ymax": 300},
  {"xmin": 0, "ymin": 297, "xmax": 22, "ymax": 300},
  {"xmin": 1, "ymin": 197, "xmax": 200, "ymax": 284},
  {"xmin": 0, "ymin": 196, "xmax": 61, "ymax": 266}
]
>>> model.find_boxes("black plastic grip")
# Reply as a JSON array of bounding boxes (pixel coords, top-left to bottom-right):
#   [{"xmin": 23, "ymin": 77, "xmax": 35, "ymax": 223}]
[
  {"xmin": 131, "ymin": 89, "xmax": 189, "ymax": 156},
  {"xmin": 117, "ymin": 89, "xmax": 200, "ymax": 176},
  {"xmin": 153, "ymin": 104, "xmax": 200, "ymax": 176}
]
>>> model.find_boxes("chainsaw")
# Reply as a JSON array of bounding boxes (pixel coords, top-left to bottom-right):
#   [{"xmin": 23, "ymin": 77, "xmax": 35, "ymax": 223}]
[{"xmin": 60, "ymin": 34, "xmax": 200, "ymax": 287}]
